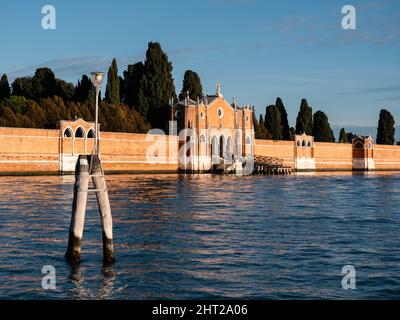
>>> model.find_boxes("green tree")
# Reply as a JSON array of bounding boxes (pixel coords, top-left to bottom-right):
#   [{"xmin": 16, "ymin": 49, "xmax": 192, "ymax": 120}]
[
  {"xmin": 179, "ymin": 70, "xmax": 203, "ymax": 101},
  {"xmin": 75, "ymin": 75, "xmax": 94, "ymax": 103},
  {"xmin": 56, "ymin": 79, "xmax": 75, "ymax": 101},
  {"xmin": 11, "ymin": 77, "xmax": 34, "ymax": 99},
  {"xmin": 138, "ymin": 42, "xmax": 177, "ymax": 129},
  {"xmin": 275, "ymin": 97, "xmax": 290, "ymax": 140},
  {"xmin": 376, "ymin": 109, "xmax": 395, "ymax": 145},
  {"xmin": 346, "ymin": 132, "xmax": 357, "ymax": 143},
  {"xmin": 31, "ymin": 68, "xmax": 58, "ymax": 100},
  {"xmin": 259, "ymin": 114, "xmax": 272, "ymax": 139},
  {"xmin": 312, "ymin": 110, "xmax": 335, "ymax": 142},
  {"xmin": 0, "ymin": 74, "xmax": 11, "ymax": 99},
  {"xmin": 295, "ymin": 98, "xmax": 313, "ymax": 135},
  {"xmin": 123, "ymin": 62, "xmax": 144, "ymax": 108},
  {"xmin": 264, "ymin": 105, "xmax": 283, "ymax": 140},
  {"xmin": 289, "ymin": 127, "xmax": 296, "ymax": 140},
  {"xmin": 105, "ymin": 58, "xmax": 120, "ymax": 105},
  {"xmin": 339, "ymin": 128, "xmax": 347, "ymax": 143}
]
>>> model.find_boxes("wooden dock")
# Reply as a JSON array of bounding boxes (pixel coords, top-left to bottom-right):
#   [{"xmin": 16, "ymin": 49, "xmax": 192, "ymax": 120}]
[{"xmin": 253, "ymin": 155, "xmax": 291, "ymax": 175}]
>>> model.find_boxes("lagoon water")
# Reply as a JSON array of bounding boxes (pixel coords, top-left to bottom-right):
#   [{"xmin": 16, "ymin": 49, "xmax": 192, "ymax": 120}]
[{"xmin": 0, "ymin": 172, "xmax": 400, "ymax": 299}]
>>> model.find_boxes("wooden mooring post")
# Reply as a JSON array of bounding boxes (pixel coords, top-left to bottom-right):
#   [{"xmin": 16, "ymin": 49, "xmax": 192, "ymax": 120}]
[{"xmin": 65, "ymin": 154, "xmax": 115, "ymax": 265}]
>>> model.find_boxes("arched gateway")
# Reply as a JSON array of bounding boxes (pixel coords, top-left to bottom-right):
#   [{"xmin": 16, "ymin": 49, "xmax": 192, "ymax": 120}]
[{"xmin": 172, "ymin": 84, "xmax": 254, "ymax": 173}]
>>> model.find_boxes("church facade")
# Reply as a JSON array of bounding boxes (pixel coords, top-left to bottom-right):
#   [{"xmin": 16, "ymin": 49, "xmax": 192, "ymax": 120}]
[{"xmin": 170, "ymin": 84, "xmax": 255, "ymax": 173}]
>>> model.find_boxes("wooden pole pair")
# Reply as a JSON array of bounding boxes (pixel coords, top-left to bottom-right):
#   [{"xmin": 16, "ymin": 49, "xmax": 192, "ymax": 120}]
[{"xmin": 65, "ymin": 154, "xmax": 115, "ymax": 265}]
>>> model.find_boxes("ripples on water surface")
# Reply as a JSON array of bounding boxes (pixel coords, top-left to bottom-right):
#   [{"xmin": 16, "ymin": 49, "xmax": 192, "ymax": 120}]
[{"xmin": 0, "ymin": 172, "xmax": 400, "ymax": 299}]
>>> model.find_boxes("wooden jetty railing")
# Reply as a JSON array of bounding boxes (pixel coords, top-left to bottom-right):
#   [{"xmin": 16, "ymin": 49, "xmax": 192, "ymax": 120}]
[{"xmin": 253, "ymin": 155, "xmax": 291, "ymax": 175}]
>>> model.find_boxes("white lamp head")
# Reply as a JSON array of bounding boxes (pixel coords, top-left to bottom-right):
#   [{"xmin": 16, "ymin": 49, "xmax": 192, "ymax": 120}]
[{"xmin": 90, "ymin": 72, "xmax": 104, "ymax": 88}]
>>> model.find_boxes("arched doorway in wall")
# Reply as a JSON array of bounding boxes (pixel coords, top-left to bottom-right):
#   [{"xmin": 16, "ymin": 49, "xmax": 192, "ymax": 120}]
[
  {"xmin": 226, "ymin": 136, "xmax": 232, "ymax": 161},
  {"xmin": 211, "ymin": 136, "xmax": 218, "ymax": 158},
  {"xmin": 219, "ymin": 135, "xmax": 225, "ymax": 159},
  {"xmin": 353, "ymin": 141, "xmax": 364, "ymax": 158}
]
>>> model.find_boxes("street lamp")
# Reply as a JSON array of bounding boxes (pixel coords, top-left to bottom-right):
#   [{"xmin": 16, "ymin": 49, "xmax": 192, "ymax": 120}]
[{"xmin": 90, "ymin": 71, "xmax": 104, "ymax": 155}]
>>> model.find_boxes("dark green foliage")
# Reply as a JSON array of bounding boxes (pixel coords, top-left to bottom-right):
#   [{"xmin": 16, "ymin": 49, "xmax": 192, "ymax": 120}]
[
  {"xmin": 289, "ymin": 127, "xmax": 295, "ymax": 140},
  {"xmin": 0, "ymin": 74, "xmax": 11, "ymax": 99},
  {"xmin": 295, "ymin": 98, "xmax": 313, "ymax": 135},
  {"xmin": 138, "ymin": 42, "xmax": 177, "ymax": 129},
  {"xmin": 259, "ymin": 114, "xmax": 272, "ymax": 139},
  {"xmin": 376, "ymin": 109, "xmax": 395, "ymax": 145},
  {"xmin": 346, "ymin": 132, "xmax": 357, "ymax": 143},
  {"xmin": 264, "ymin": 105, "xmax": 283, "ymax": 140},
  {"xmin": 253, "ymin": 112, "xmax": 260, "ymax": 137},
  {"xmin": 119, "ymin": 76, "xmax": 125, "ymax": 103},
  {"xmin": 98, "ymin": 101, "xmax": 151, "ymax": 133},
  {"xmin": 56, "ymin": 79, "xmax": 75, "ymax": 101},
  {"xmin": 253, "ymin": 112, "xmax": 272, "ymax": 139},
  {"xmin": 32, "ymin": 68, "xmax": 58, "ymax": 99},
  {"xmin": 12, "ymin": 77, "xmax": 34, "ymax": 99},
  {"xmin": 105, "ymin": 58, "xmax": 120, "ymax": 105},
  {"xmin": 74, "ymin": 75, "xmax": 94, "ymax": 103},
  {"xmin": 275, "ymin": 97, "xmax": 290, "ymax": 140},
  {"xmin": 312, "ymin": 110, "xmax": 335, "ymax": 142},
  {"xmin": 123, "ymin": 62, "xmax": 144, "ymax": 108},
  {"xmin": 339, "ymin": 128, "xmax": 347, "ymax": 143},
  {"xmin": 179, "ymin": 70, "xmax": 203, "ymax": 101}
]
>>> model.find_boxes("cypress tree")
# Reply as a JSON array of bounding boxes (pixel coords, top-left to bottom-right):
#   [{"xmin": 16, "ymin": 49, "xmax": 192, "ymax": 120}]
[
  {"xmin": 123, "ymin": 62, "xmax": 144, "ymax": 108},
  {"xmin": 376, "ymin": 109, "xmax": 395, "ymax": 145},
  {"xmin": 339, "ymin": 128, "xmax": 348, "ymax": 143},
  {"xmin": 347, "ymin": 132, "xmax": 357, "ymax": 143},
  {"xmin": 275, "ymin": 97, "xmax": 290, "ymax": 140},
  {"xmin": 75, "ymin": 75, "xmax": 94, "ymax": 103},
  {"xmin": 312, "ymin": 110, "xmax": 335, "ymax": 142},
  {"xmin": 138, "ymin": 42, "xmax": 177, "ymax": 129},
  {"xmin": 105, "ymin": 58, "xmax": 120, "ymax": 105},
  {"xmin": 295, "ymin": 98, "xmax": 313, "ymax": 135},
  {"xmin": 0, "ymin": 74, "xmax": 11, "ymax": 99},
  {"xmin": 11, "ymin": 77, "xmax": 34, "ymax": 99},
  {"xmin": 264, "ymin": 104, "xmax": 283, "ymax": 140},
  {"xmin": 179, "ymin": 70, "xmax": 203, "ymax": 101},
  {"xmin": 31, "ymin": 68, "xmax": 58, "ymax": 100},
  {"xmin": 289, "ymin": 127, "xmax": 296, "ymax": 140}
]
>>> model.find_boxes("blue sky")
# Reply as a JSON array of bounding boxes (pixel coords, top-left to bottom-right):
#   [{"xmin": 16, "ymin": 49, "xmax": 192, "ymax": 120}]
[{"xmin": 0, "ymin": 0, "xmax": 399, "ymax": 130}]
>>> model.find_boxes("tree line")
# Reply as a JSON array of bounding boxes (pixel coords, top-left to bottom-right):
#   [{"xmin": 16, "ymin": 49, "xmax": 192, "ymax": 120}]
[
  {"xmin": 253, "ymin": 96, "xmax": 397, "ymax": 145},
  {"xmin": 0, "ymin": 41, "xmax": 397, "ymax": 144}
]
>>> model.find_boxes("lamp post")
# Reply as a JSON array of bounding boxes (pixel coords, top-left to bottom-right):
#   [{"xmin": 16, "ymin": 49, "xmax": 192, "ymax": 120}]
[{"xmin": 90, "ymin": 72, "xmax": 104, "ymax": 155}]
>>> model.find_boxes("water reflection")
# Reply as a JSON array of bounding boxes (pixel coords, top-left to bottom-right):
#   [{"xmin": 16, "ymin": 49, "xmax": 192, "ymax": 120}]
[
  {"xmin": 67, "ymin": 263, "xmax": 117, "ymax": 299},
  {"xmin": 1, "ymin": 172, "xmax": 400, "ymax": 299}
]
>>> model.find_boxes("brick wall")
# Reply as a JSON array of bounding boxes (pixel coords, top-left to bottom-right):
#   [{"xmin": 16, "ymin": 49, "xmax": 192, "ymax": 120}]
[{"xmin": 1, "ymin": 125, "xmax": 400, "ymax": 174}]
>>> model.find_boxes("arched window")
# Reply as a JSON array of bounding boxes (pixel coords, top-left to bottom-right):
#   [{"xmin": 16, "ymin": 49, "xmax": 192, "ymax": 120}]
[
  {"xmin": 219, "ymin": 135, "xmax": 225, "ymax": 158},
  {"xmin": 63, "ymin": 127, "xmax": 73, "ymax": 138},
  {"xmin": 308, "ymin": 141, "xmax": 312, "ymax": 147},
  {"xmin": 354, "ymin": 141, "xmax": 363, "ymax": 149},
  {"xmin": 302, "ymin": 140, "xmax": 306, "ymax": 147},
  {"xmin": 226, "ymin": 136, "xmax": 232, "ymax": 160},
  {"xmin": 246, "ymin": 136, "xmax": 251, "ymax": 145},
  {"xmin": 87, "ymin": 129, "xmax": 95, "ymax": 139},
  {"xmin": 199, "ymin": 134, "xmax": 205, "ymax": 143},
  {"xmin": 75, "ymin": 127, "xmax": 86, "ymax": 139},
  {"xmin": 297, "ymin": 140, "xmax": 301, "ymax": 147}
]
